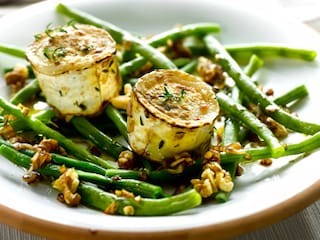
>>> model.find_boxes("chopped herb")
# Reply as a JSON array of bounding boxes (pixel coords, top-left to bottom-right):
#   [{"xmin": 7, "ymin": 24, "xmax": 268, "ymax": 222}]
[
  {"xmin": 160, "ymin": 83, "xmax": 186, "ymax": 103},
  {"xmin": 158, "ymin": 140, "xmax": 165, "ymax": 149},
  {"xmin": 81, "ymin": 45, "xmax": 92, "ymax": 52},
  {"xmin": 43, "ymin": 47, "xmax": 67, "ymax": 61},
  {"xmin": 140, "ymin": 116, "xmax": 144, "ymax": 126},
  {"xmin": 108, "ymin": 59, "xmax": 114, "ymax": 68},
  {"xmin": 45, "ymin": 23, "xmax": 54, "ymax": 38},
  {"xmin": 52, "ymin": 47, "xmax": 67, "ymax": 59},
  {"xmin": 67, "ymin": 19, "xmax": 78, "ymax": 29},
  {"xmin": 34, "ymin": 33, "xmax": 42, "ymax": 41},
  {"xmin": 43, "ymin": 47, "xmax": 52, "ymax": 60},
  {"xmin": 74, "ymin": 101, "xmax": 87, "ymax": 111},
  {"xmin": 59, "ymin": 27, "xmax": 68, "ymax": 33}
]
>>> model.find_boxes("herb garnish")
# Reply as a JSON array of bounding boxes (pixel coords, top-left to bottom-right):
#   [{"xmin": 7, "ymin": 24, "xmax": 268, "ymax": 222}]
[
  {"xmin": 161, "ymin": 83, "xmax": 186, "ymax": 103},
  {"xmin": 45, "ymin": 23, "xmax": 54, "ymax": 38},
  {"xmin": 43, "ymin": 46, "xmax": 68, "ymax": 62},
  {"xmin": 67, "ymin": 19, "xmax": 78, "ymax": 29}
]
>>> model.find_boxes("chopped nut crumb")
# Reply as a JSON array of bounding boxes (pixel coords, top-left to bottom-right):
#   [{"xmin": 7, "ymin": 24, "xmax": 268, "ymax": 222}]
[
  {"xmin": 260, "ymin": 158, "xmax": 273, "ymax": 166},
  {"xmin": 4, "ymin": 63, "xmax": 29, "ymax": 94},
  {"xmin": 123, "ymin": 205, "xmax": 135, "ymax": 216},
  {"xmin": 197, "ymin": 57, "xmax": 225, "ymax": 88},
  {"xmin": 115, "ymin": 189, "xmax": 135, "ymax": 198},
  {"xmin": 117, "ymin": 150, "xmax": 135, "ymax": 169},
  {"xmin": 52, "ymin": 167, "xmax": 81, "ymax": 207},
  {"xmin": 104, "ymin": 202, "xmax": 118, "ymax": 215},
  {"xmin": 191, "ymin": 161, "xmax": 234, "ymax": 198}
]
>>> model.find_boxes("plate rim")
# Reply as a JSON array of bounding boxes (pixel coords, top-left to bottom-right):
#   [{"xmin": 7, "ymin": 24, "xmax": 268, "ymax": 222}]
[
  {"xmin": 0, "ymin": 181, "xmax": 319, "ymax": 240},
  {"xmin": 0, "ymin": 0, "xmax": 320, "ymax": 239}
]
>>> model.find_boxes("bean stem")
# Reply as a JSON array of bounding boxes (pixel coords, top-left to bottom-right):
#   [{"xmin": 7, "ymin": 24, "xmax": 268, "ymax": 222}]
[
  {"xmin": 274, "ymin": 84, "xmax": 309, "ymax": 106},
  {"xmin": 0, "ymin": 44, "xmax": 25, "ymax": 58}
]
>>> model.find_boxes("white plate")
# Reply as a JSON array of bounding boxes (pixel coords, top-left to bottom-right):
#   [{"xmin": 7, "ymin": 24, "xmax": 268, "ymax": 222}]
[{"xmin": 0, "ymin": 0, "xmax": 319, "ymax": 239}]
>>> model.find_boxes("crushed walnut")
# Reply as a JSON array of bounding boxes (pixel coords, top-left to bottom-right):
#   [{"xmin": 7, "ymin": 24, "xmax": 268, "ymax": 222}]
[
  {"xmin": 196, "ymin": 56, "xmax": 225, "ymax": 88},
  {"xmin": 52, "ymin": 166, "xmax": 81, "ymax": 207},
  {"xmin": 117, "ymin": 150, "xmax": 135, "ymax": 169},
  {"xmin": 191, "ymin": 143, "xmax": 244, "ymax": 198},
  {"xmin": 111, "ymin": 83, "xmax": 132, "ymax": 110},
  {"xmin": 4, "ymin": 63, "xmax": 29, "ymax": 94},
  {"xmin": 191, "ymin": 161, "xmax": 234, "ymax": 198},
  {"xmin": 14, "ymin": 138, "xmax": 61, "ymax": 172},
  {"xmin": 168, "ymin": 152, "xmax": 194, "ymax": 173},
  {"xmin": 259, "ymin": 158, "xmax": 273, "ymax": 166},
  {"xmin": 0, "ymin": 114, "xmax": 18, "ymax": 139}
]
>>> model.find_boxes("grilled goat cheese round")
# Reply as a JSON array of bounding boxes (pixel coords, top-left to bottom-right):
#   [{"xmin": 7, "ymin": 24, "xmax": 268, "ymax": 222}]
[
  {"xmin": 26, "ymin": 23, "xmax": 121, "ymax": 116},
  {"xmin": 127, "ymin": 69, "xmax": 219, "ymax": 162}
]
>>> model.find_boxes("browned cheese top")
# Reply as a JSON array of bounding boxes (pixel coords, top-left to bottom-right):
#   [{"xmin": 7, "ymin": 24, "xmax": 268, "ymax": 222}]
[
  {"xmin": 26, "ymin": 23, "xmax": 116, "ymax": 75},
  {"xmin": 134, "ymin": 69, "xmax": 220, "ymax": 128}
]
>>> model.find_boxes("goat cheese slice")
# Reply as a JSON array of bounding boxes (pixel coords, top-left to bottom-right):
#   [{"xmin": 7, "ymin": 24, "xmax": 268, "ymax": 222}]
[
  {"xmin": 127, "ymin": 69, "xmax": 219, "ymax": 162},
  {"xmin": 26, "ymin": 23, "xmax": 121, "ymax": 116}
]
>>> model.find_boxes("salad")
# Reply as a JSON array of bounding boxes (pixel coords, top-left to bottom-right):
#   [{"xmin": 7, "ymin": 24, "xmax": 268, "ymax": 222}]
[{"xmin": 0, "ymin": 3, "xmax": 319, "ymax": 216}]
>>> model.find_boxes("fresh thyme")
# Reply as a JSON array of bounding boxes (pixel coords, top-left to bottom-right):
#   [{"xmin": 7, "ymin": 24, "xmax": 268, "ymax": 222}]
[
  {"xmin": 45, "ymin": 23, "xmax": 54, "ymax": 38},
  {"xmin": 67, "ymin": 19, "xmax": 78, "ymax": 29},
  {"xmin": 43, "ymin": 46, "xmax": 67, "ymax": 61},
  {"xmin": 161, "ymin": 83, "xmax": 186, "ymax": 103}
]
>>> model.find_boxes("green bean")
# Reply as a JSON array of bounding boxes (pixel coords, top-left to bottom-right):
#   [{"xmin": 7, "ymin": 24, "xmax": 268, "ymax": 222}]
[
  {"xmin": 180, "ymin": 59, "xmax": 198, "ymax": 73},
  {"xmin": 119, "ymin": 56, "xmax": 147, "ymax": 77},
  {"xmin": 123, "ymin": 77, "xmax": 139, "ymax": 87},
  {"xmin": 220, "ymin": 131, "xmax": 320, "ymax": 164},
  {"xmin": 204, "ymin": 34, "xmax": 320, "ymax": 135},
  {"xmin": 0, "ymin": 44, "xmax": 25, "ymax": 59},
  {"xmin": 56, "ymin": 3, "xmax": 176, "ymax": 69},
  {"xmin": 215, "ymin": 117, "xmax": 240, "ymax": 203},
  {"xmin": 118, "ymin": 23, "xmax": 220, "ymax": 76},
  {"xmin": 105, "ymin": 104, "xmax": 128, "ymax": 141},
  {"xmin": 147, "ymin": 22, "xmax": 221, "ymax": 47},
  {"xmin": 243, "ymin": 54, "xmax": 264, "ymax": 77},
  {"xmin": 52, "ymin": 153, "xmax": 108, "ymax": 175},
  {"xmin": 225, "ymin": 43, "xmax": 317, "ymax": 64},
  {"xmin": 0, "ymin": 144, "xmax": 163, "ymax": 198},
  {"xmin": 1, "ymin": 143, "xmax": 201, "ymax": 213},
  {"xmin": 0, "ymin": 97, "xmax": 115, "ymax": 169},
  {"xmin": 274, "ymin": 84, "xmax": 309, "ymax": 106},
  {"xmin": 0, "ymin": 45, "xmax": 40, "ymax": 105},
  {"xmin": 78, "ymin": 183, "xmax": 201, "ymax": 216},
  {"xmin": 32, "ymin": 108, "xmax": 57, "ymax": 125},
  {"xmin": 70, "ymin": 116, "xmax": 127, "ymax": 159},
  {"xmin": 75, "ymin": 170, "xmax": 163, "ymax": 198},
  {"xmin": 10, "ymin": 79, "xmax": 40, "ymax": 105},
  {"xmin": 216, "ymin": 92, "xmax": 285, "ymax": 158},
  {"xmin": 173, "ymin": 57, "xmax": 193, "ymax": 68},
  {"xmin": 215, "ymin": 55, "xmax": 260, "ymax": 202}
]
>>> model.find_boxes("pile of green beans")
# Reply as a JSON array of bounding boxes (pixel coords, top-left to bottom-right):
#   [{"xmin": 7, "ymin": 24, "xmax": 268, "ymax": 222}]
[{"xmin": 0, "ymin": 3, "xmax": 319, "ymax": 216}]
